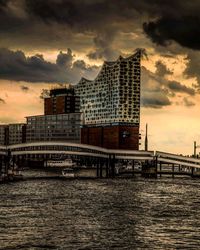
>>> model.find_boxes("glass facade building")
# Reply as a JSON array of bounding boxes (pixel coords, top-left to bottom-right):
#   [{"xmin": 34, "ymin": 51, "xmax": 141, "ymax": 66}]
[
  {"xmin": 75, "ymin": 51, "xmax": 141, "ymax": 150},
  {"xmin": 0, "ymin": 124, "xmax": 25, "ymax": 145},
  {"xmin": 75, "ymin": 52, "xmax": 140, "ymax": 126},
  {"xmin": 0, "ymin": 125, "xmax": 7, "ymax": 145},
  {"xmin": 8, "ymin": 123, "xmax": 26, "ymax": 145},
  {"xmin": 26, "ymin": 113, "xmax": 81, "ymax": 143}
]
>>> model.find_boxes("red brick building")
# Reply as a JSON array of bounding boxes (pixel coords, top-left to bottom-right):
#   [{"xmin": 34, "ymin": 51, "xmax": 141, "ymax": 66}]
[
  {"xmin": 44, "ymin": 87, "xmax": 80, "ymax": 115},
  {"xmin": 81, "ymin": 125, "xmax": 139, "ymax": 150}
]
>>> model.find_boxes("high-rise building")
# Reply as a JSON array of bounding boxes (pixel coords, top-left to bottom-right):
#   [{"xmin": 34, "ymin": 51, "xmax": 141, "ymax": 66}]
[
  {"xmin": 75, "ymin": 51, "xmax": 141, "ymax": 150},
  {"xmin": 26, "ymin": 86, "xmax": 82, "ymax": 144},
  {"xmin": 0, "ymin": 86, "xmax": 81, "ymax": 145},
  {"xmin": 44, "ymin": 87, "xmax": 80, "ymax": 115}
]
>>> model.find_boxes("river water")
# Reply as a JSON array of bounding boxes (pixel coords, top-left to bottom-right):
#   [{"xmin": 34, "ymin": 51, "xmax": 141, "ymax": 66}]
[{"xmin": 1, "ymin": 172, "xmax": 200, "ymax": 249}]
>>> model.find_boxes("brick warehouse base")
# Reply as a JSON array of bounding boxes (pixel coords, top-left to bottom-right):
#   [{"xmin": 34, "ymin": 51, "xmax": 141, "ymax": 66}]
[{"xmin": 81, "ymin": 125, "xmax": 139, "ymax": 150}]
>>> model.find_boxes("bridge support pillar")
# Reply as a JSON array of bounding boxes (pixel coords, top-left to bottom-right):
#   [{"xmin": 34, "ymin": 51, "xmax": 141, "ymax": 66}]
[
  {"xmin": 106, "ymin": 159, "xmax": 109, "ymax": 178},
  {"xmin": 44, "ymin": 154, "xmax": 47, "ymax": 167},
  {"xmin": 109, "ymin": 154, "xmax": 115, "ymax": 178},
  {"xmin": 96, "ymin": 159, "xmax": 99, "ymax": 178},
  {"xmin": 172, "ymin": 163, "xmax": 175, "ymax": 178},
  {"xmin": 160, "ymin": 162, "xmax": 162, "ymax": 177},
  {"xmin": 99, "ymin": 158, "xmax": 103, "ymax": 178},
  {"xmin": 154, "ymin": 156, "xmax": 158, "ymax": 178},
  {"xmin": 191, "ymin": 167, "xmax": 194, "ymax": 177},
  {"xmin": 132, "ymin": 160, "xmax": 135, "ymax": 176}
]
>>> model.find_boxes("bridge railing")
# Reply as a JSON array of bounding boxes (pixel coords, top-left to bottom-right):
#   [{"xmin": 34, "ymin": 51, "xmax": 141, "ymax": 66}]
[
  {"xmin": 156, "ymin": 151, "xmax": 200, "ymax": 168},
  {"xmin": 8, "ymin": 141, "xmax": 108, "ymax": 154},
  {"xmin": 3, "ymin": 142, "xmax": 200, "ymax": 169},
  {"xmin": 109, "ymin": 150, "xmax": 154, "ymax": 160},
  {"xmin": 7, "ymin": 142, "xmax": 155, "ymax": 160},
  {"xmin": 12, "ymin": 150, "xmax": 109, "ymax": 158},
  {"xmin": 8, "ymin": 141, "xmax": 108, "ymax": 152},
  {"xmin": 5, "ymin": 142, "xmax": 200, "ymax": 166}
]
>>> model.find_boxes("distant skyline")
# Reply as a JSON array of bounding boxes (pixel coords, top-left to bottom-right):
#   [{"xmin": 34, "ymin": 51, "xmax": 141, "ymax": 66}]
[{"xmin": 0, "ymin": 0, "xmax": 200, "ymax": 155}]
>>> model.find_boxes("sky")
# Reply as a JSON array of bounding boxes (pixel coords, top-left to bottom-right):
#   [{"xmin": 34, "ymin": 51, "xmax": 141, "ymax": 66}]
[{"xmin": 0, "ymin": 0, "xmax": 200, "ymax": 155}]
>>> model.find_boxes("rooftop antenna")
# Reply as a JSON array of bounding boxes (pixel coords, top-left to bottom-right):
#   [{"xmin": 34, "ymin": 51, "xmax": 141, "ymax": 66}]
[{"xmin": 145, "ymin": 123, "xmax": 148, "ymax": 151}]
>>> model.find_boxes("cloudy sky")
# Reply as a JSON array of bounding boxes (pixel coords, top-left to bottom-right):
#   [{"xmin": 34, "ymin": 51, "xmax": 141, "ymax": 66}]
[{"xmin": 0, "ymin": 0, "xmax": 200, "ymax": 154}]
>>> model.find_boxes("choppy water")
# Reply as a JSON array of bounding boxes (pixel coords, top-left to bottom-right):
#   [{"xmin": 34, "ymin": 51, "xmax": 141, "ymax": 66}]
[{"xmin": 1, "ymin": 173, "xmax": 200, "ymax": 249}]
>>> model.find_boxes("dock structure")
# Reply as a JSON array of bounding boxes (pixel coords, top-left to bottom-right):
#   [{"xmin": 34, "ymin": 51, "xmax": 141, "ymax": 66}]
[{"xmin": 1, "ymin": 142, "xmax": 200, "ymax": 181}]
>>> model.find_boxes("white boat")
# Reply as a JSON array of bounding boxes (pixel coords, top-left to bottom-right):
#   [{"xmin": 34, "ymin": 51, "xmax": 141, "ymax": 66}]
[
  {"xmin": 46, "ymin": 158, "xmax": 76, "ymax": 168},
  {"xmin": 62, "ymin": 168, "xmax": 76, "ymax": 178}
]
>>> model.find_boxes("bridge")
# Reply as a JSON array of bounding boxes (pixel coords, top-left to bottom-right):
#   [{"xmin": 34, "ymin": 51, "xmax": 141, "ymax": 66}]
[
  {"xmin": 1, "ymin": 141, "xmax": 200, "ymax": 179},
  {"xmin": 156, "ymin": 151, "xmax": 200, "ymax": 169},
  {"xmin": 0, "ymin": 141, "xmax": 154, "ymax": 161},
  {"xmin": 0, "ymin": 142, "xmax": 154, "ymax": 179},
  {"xmin": 0, "ymin": 141, "xmax": 199, "ymax": 165}
]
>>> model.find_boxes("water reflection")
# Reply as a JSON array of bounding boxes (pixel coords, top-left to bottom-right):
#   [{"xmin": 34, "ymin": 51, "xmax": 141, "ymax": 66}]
[{"xmin": 1, "ymin": 176, "xmax": 200, "ymax": 249}]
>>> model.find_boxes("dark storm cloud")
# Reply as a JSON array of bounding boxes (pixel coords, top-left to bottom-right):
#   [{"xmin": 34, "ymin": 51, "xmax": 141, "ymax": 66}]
[
  {"xmin": 0, "ymin": 48, "xmax": 99, "ymax": 83},
  {"xmin": 155, "ymin": 61, "xmax": 172, "ymax": 77},
  {"xmin": 154, "ymin": 61, "xmax": 195, "ymax": 96},
  {"xmin": 0, "ymin": 0, "xmax": 199, "ymax": 105},
  {"xmin": 0, "ymin": 0, "xmax": 10, "ymax": 10},
  {"xmin": 168, "ymin": 81, "xmax": 195, "ymax": 96},
  {"xmin": 24, "ymin": 0, "xmax": 200, "ymax": 51},
  {"xmin": 56, "ymin": 49, "xmax": 73, "ymax": 68},
  {"xmin": 141, "ymin": 66, "xmax": 196, "ymax": 108},
  {"xmin": 143, "ymin": 16, "xmax": 200, "ymax": 50},
  {"xmin": 24, "ymin": 0, "xmax": 137, "ymax": 27},
  {"xmin": 0, "ymin": 0, "xmax": 7, "ymax": 8},
  {"xmin": 87, "ymin": 30, "xmax": 120, "ymax": 60},
  {"xmin": 141, "ymin": 66, "xmax": 172, "ymax": 108},
  {"xmin": 142, "ymin": 0, "xmax": 200, "ymax": 50},
  {"xmin": 0, "ymin": 0, "xmax": 199, "ymax": 63},
  {"xmin": 0, "ymin": 0, "xmax": 140, "ymax": 59},
  {"xmin": 142, "ymin": 95, "xmax": 171, "ymax": 109},
  {"xmin": 184, "ymin": 51, "xmax": 200, "ymax": 88},
  {"xmin": 0, "ymin": 48, "xmax": 64, "ymax": 82},
  {"xmin": 0, "ymin": 0, "xmax": 199, "ymax": 53}
]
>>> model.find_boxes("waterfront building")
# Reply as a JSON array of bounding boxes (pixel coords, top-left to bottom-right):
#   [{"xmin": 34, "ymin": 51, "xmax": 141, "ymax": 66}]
[
  {"xmin": 0, "ymin": 124, "xmax": 25, "ymax": 145},
  {"xmin": 75, "ymin": 50, "xmax": 141, "ymax": 150},
  {"xmin": 26, "ymin": 86, "xmax": 81, "ymax": 144},
  {"xmin": 26, "ymin": 113, "xmax": 81, "ymax": 143},
  {"xmin": 0, "ymin": 125, "xmax": 8, "ymax": 145},
  {"xmin": 0, "ymin": 86, "xmax": 81, "ymax": 145},
  {"xmin": 8, "ymin": 123, "xmax": 26, "ymax": 145},
  {"xmin": 44, "ymin": 87, "xmax": 80, "ymax": 115}
]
